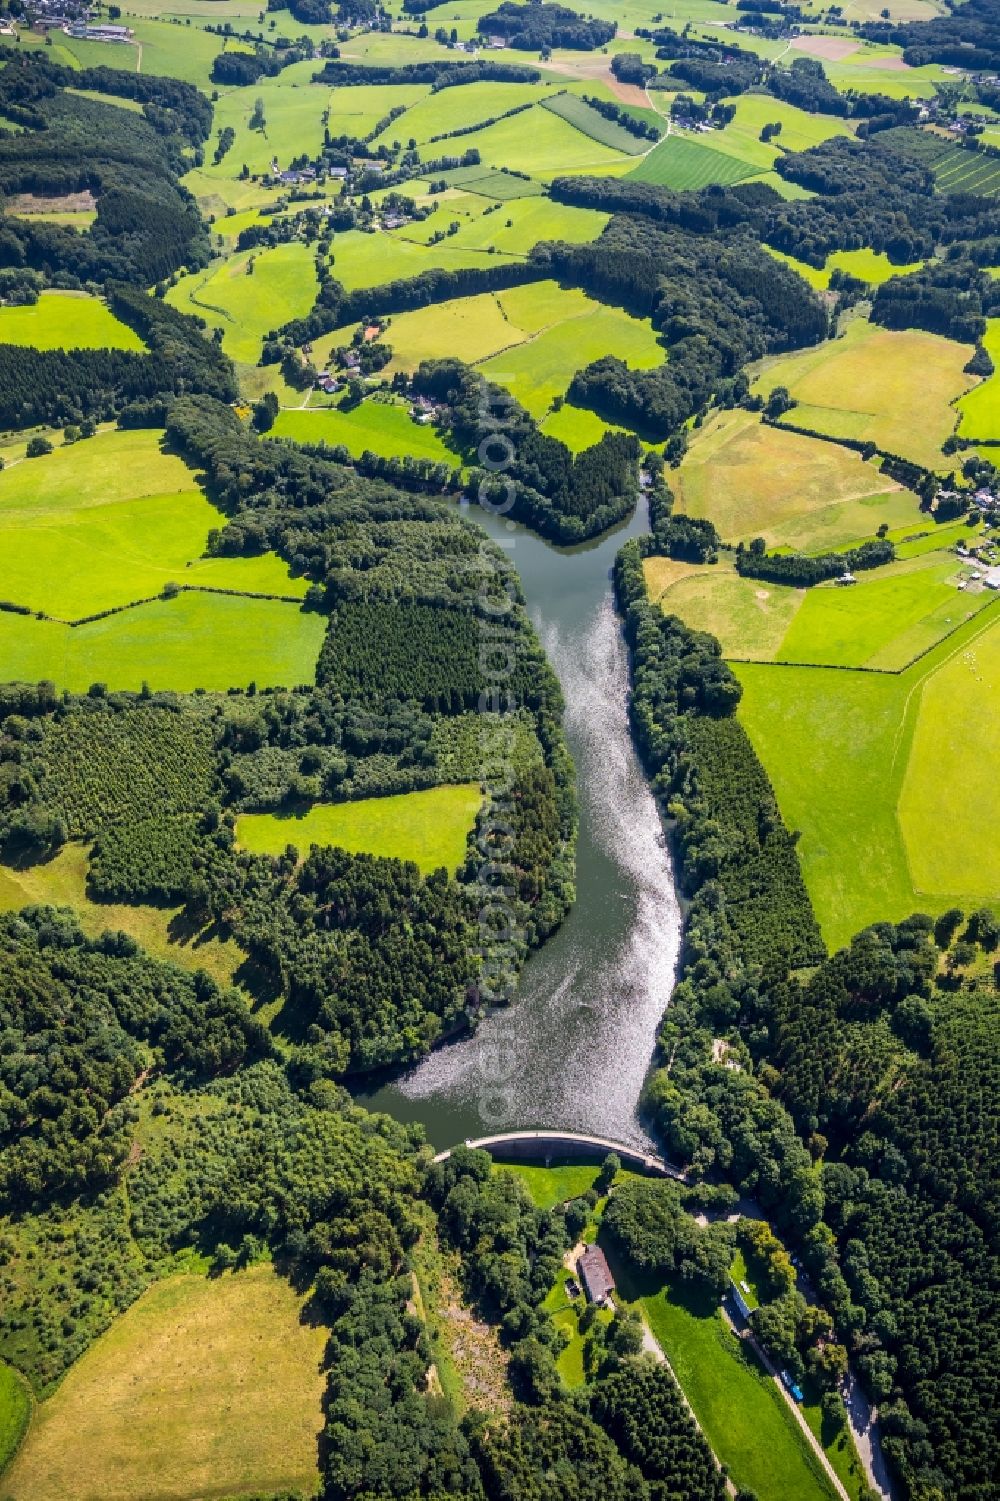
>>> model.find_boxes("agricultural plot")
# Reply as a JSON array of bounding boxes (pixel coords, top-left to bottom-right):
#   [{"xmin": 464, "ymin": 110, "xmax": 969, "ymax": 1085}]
[
  {"xmin": 0, "ymin": 292, "xmax": 145, "ymax": 352},
  {"xmin": 672, "ymin": 408, "xmax": 918, "ymax": 552},
  {"xmin": 753, "ymin": 316, "xmax": 976, "ymax": 470},
  {"xmin": 370, "ymin": 80, "xmax": 554, "ymax": 148},
  {"xmin": 398, "ymin": 193, "xmax": 607, "ymax": 255},
  {"xmin": 957, "ymin": 318, "xmax": 1000, "ymax": 440},
  {"xmin": 236, "ymin": 783, "xmax": 483, "ymax": 874},
  {"xmin": 445, "ymin": 102, "xmax": 634, "ymax": 178},
  {"xmin": 541, "ymin": 91, "xmax": 653, "ymax": 154},
  {"xmin": 629, "ymin": 133, "xmax": 759, "ymax": 189},
  {"xmin": 0, "ymin": 843, "xmax": 242, "ymax": 990},
  {"xmin": 0, "ymin": 592, "xmax": 324, "ymax": 695},
  {"xmin": 649, "ymin": 547, "xmax": 988, "ymax": 669},
  {"xmin": 645, "ymin": 556, "xmax": 806, "ymax": 661},
  {"xmin": 479, "ymin": 295, "xmax": 663, "ymax": 416},
  {"xmin": 200, "ymin": 78, "xmax": 334, "ymax": 181},
  {"xmin": 272, "ymin": 399, "xmax": 462, "ymax": 464},
  {"xmin": 381, "ymin": 278, "xmax": 663, "ymax": 418},
  {"xmin": 0, "ymin": 1363, "xmax": 29, "ymax": 1477},
  {"xmin": 0, "ymin": 428, "xmax": 306, "ymax": 619},
  {"xmin": 919, "ymin": 140, "xmax": 1000, "ymax": 198},
  {"xmin": 2, "ymin": 1267, "xmax": 326, "ymax": 1501},
  {"xmin": 426, "ymin": 164, "xmax": 545, "ymax": 199},
  {"xmin": 735, "ymin": 606, "xmax": 1000, "ymax": 947},
  {"xmin": 326, "ymin": 226, "xmax": 520, "ymax": 292},
  {"xmin": 165, "ymin": 241, "xmax": 318, "ymax": 365},
  {"xmin": 709, "ymin": 94, "xmax": 854, "ymax": 172},
  {"xmin": 540, "ymin": 401, "xmax": 620, "ymax": 451},
  {"xmin": 324, "ymin": 82, "xmax": 431, "ymax": 142}
]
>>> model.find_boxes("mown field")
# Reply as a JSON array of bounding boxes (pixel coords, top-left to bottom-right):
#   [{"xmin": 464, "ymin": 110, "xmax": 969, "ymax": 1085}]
[
  {"xmin": 648, "ymin": 549, "xmax": 987, "ymax": 669},
  {"xmin": 0, "ymin": 843, "xmax": 243, "ymax": 990},
  {"xmin": 0, "ymin": 593, "xmax": 324, "ymax": 695},
  {"xmin": 735, "ymin": 606, "xmax": 1000, "ymax": 947},
  {"xmin": 957, "ymin": 317, "xmax": 1000, "ymax": 440},
  {"xmin": 272, "ymin": 398, "xmax": 462, "ymax": 464},
  {"xmin": 639, "ymin": 1280, "xmax": 836, "ymax": 1501},
  {"xmin": 672, "ymin": 407, "xmax": 917, "ymax": 551},
  {"xmin": 753, "ymin": 316, "xmax": 976, "ymax": 470},
  {"xmin": 1, "ymin": 1267, "xmax": 326, "ymax": 1501},
  {"xmin": 0, "ymin": 429, "xmax": 306, "ymax": 619},
  {"xmin": 0, "ymin": 292, "xmax": 145, "ymax": 351},
  {"xmin": 765, "ymin": 245, "xmax": 924, "ymax": 290},
  {"xmin": 236, "ymin": 782, "xmax": 483, "ymax": 874},
  {"xmin": 165, "ymin": 241, "xmax": 318, "ymax": 364}
]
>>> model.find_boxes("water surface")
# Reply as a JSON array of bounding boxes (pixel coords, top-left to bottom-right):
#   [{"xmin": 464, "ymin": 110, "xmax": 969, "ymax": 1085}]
[{"xmin": 357, "ymin": 499, "xmax": 682, "ymax": 1148}]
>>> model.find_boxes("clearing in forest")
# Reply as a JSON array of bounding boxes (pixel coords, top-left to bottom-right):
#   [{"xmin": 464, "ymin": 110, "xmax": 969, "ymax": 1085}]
[
  {"xmin": 236, "ymin": 783, "xmax": 483, "ymax": 875},
  {"xmin": 0, "ymin": 1267, "xmax": 326, "ymax": 1501},
  {"xmin": 272, "ymin": 398, "xmax": 462, "ymax": 465},
  {"xmin": 752, "ymin": 317, "xmax": 976, "ymax": 469},
  {"xmin": 0, "ymin": 843, "xmax": 243, "ymax": 990},
  {"xmin": 0, "ymin": 428, "xmax": 307, "ymax": 619},
  {"xmin": 0, "ymin": 292, "xmax": 145, "ymax": 351},
  {"xmin": 672, "ymin": 408, "xmax": 916, "ymax": 551}
]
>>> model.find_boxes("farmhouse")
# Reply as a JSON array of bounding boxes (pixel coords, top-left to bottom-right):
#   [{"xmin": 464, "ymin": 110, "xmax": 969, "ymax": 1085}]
[{"xmin": 577, "ymin": 1244, "xmax": 615, "ymax": 1305}]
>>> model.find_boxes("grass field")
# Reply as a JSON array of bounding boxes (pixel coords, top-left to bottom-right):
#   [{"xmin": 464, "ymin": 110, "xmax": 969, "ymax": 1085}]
[
  {"xmin": 753, "ymin": 316, "xmax": 975, "ymax": 470},
  {"xmin": 636, "ymin": 1278, "xmax": 836, "ymax": 1501},
  {"xmin": 492, "ymin": 1160, "xmax": 604, "ymax": 1210},
  {"xmin": 0, "ymin": 429, "xmax": 306, "ymax": 618},
  {"xmin": 0, "ymin": 1364, "xmax": 30, "ymax": 1478},
  {"xmin": 541, "ymin": 91, "xmax": 653, "ymax": 154},
  {"xmin": 237, "ymin": 783, "xmax": 482, "ymax": 874},
  {"xmin": 540, "ymin": 401, "xmax": 619, "ymax": 451},
  {"xmin": 0, "ymin": 292, "xmax": 145, "ymax": 352},
  {"xmin": 0, "ymin": 844, "xmax": 243, "ymax": 990},
  {"xmin": 0, "ymin": 592, "xmax": 324, "ymax": 695},
  {"xmin": 370, "ymin": 80, "xmax": 553, "ymax": 148},
  {"xmin": 390, "ymin": 192, "xmax": 607, "ymax": 258},
  {"xmin": 629, "ymin": 132, "xmax": 760, "ymax": 189},
  {"xmin": 475, "ymin": 280, "xmax": 663, "ymax": 417},
  {"xmin": 165, "ymin": 241, "xmax": 318, "ymax": 364},
  {"xmin": 273, "ymin": 398, "xmax": 462, "ymax": 464},
  {"xmin": 735, "ymin": 605, "xmax": 1000, "ymax": 946},
  {"xmin": 1, "ymin": 1267, "xmax": 326, "ymax": 1501},
  {"xmin": 673, "ymin": 407, "xmax": 917, "ymax": 551},
  {"xmin": 957, "ymin": 318, "xmax": 1000, "ymax": 440},
  {"xmin": 449, "ymin": 102, "xmax": 633, "ymax": 178},
  {"xmin": 646, "ymin": 556, "xmax": 806, "ymax": 660},
  {"xmin": 378, "ymin": 279, "xmax": 662, "ymax": 417}
]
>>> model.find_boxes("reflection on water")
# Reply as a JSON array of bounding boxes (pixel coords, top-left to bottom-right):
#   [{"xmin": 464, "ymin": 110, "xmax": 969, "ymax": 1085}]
[{"xmin": 357, "ymin": 503, "xmax": 683, "ymax": 1148}]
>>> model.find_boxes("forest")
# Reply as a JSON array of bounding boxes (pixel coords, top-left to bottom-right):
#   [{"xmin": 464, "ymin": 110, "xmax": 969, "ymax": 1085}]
[{"xmin": 620, "ymin": 500, "xmax": 999, "ymax": 1499}]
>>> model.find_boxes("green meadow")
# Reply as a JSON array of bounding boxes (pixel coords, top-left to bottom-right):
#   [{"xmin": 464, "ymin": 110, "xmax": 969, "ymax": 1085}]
[
  {"xmin": 272, "ymin": 399, "xmax": 462, "ymax": 464},
  {"xmin": 639, "ymin": 1281, "xmax": 836, "ymax": 1501},
  {"xmin": 765, "ymin": 246, "xmax": 924, "ymax": 290},
  {"xmin": 629, "ymin": 133, "xmax": 758, "ymax": 189},
  {"xmin": 0, "ymin": 428, "xmax": 306, "ymax": 618},
  {"xmin": 474, "ymin": 277, "xmax": 660, "ymax": 414},
  {"xmin": 0, "ymin": 1363, "xmax": 30, "ymax": 1477},
  {"xmin": 380, "ymin": 279, "xmax": 662, "ymax": 417},
  {"xmin": 735, "ymin": 606, "xmax": 1000, "ymax": 947},
  {"xmin": 958, "ymin": 318, "xmax": 1000, "ymax": 440},
  {"xmin": 0, "ymin": 292, "xmax": 145, "ymax": 352},
  {"xmin": 753, "ymin": 316, "xmax": 975, "ymax": 470},
  {"xmin": 0, "ymin": 593, "xmax": 324, "ymax": 695},
  {"xmin": 236, "ymin": 783, "xmax": 483, "ymax": 874},
  {"xmin": 166, "ymin": 241, "xmax": 318, "ymax": 364}
]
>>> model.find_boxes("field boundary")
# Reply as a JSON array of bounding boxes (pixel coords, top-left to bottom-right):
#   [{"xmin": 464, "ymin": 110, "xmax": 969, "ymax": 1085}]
[{"xmin": 0, "ymin": 582, "xmax": 310, "ymax": 629}]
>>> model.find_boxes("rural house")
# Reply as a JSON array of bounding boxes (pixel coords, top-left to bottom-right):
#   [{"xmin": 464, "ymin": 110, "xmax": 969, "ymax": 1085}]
[{"xmin": 577, "ymin": 1245, "xmax": 615, "ymax": 1305}]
